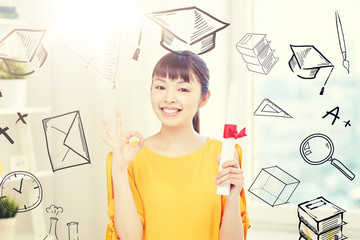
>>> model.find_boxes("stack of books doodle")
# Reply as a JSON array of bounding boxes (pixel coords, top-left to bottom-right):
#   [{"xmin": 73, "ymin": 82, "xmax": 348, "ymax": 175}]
[
  {"xmin": 0, "ymin": 6, "xmax": 18, "ymax": 19},
  {"xmin": 236, "ymin": 33, "xmax": 278, "ymax": 75},
  {"xmin": 297, "ymin": 196, "xmax": 347, "ymax": 240}
]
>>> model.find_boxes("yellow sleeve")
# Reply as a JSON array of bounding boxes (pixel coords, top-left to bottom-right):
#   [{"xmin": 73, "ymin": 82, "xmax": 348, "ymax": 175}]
[
  {"xmin": 105, "ymin": 152, "xmax": 119, "ymax": 240},
  {"xmin": 221, "ymin": 144, "xmax": 250, "ymax": 239},
  {"xmin": 235, "ymin": 144, "xmax": 251, "ymax": 240},
  {"xmin": 105, "ymin": 152, "xmax": 145, "ymax": 240}
]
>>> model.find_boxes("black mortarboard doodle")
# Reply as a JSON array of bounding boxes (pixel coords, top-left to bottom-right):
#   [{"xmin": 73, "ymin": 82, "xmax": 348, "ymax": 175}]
[{"xmin": 133, "ymin": 6, "xmax": 230, "ymax": 60}]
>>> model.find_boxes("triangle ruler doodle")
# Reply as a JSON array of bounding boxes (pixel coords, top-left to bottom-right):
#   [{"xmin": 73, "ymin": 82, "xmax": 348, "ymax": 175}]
[
  {"xmin": 63, "ymin": 31, "xmax": 121, "ymax": 89},
  {"xmin": 254, "ymin": 98, "xmax": 293, "ymax": 118}
]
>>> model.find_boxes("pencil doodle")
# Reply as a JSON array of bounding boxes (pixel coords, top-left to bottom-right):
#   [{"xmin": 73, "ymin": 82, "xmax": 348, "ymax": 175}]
[
  {"xmin": 42, "ymin": 110, "xmax": 91, "ymax": 172},
  {"xmin": 63, "ymin": 30, "xmax": 121, "ymax": 89},
  {"xmin": 0, "ymin": 29, "xmax": 47, "ymax": 76},
  {"xmin": 248, "ymin": 165, "xmax": 300, "ymax": 207},
  {"xmin": 236, "ymin": 33, "xmax": 278, "ymax": 75},
  {"xmin": 15, "ymin": 112, "xmax": 28, "ymax": 124},
  {"xmin": 253, "ymin": 98, "xmax": 292, "ymax": 118},
  {"xmin": 288, "ymin": 45, "xmax": 334, "ymax": 95},
  {"xmin": 299, "ymin": 133, "xmax": 355, "ymax": 181},
  {"xmin": 139, "ymin": 6, "xmax": 229, "ymax": 57},
  {"xmin": 0, "ymin": 126, "xmax": 14, "ymax": 144},
  {"xmin": 298, "ymin": 196, "xmax": 347, "ymax": 240},
  {"xmin": 335, "ymin": 11, "xmax": 349, "ymax": 73}
]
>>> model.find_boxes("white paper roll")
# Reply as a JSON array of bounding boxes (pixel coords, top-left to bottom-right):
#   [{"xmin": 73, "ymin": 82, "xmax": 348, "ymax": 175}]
[{"xmin": 216, "ymin": 82, "xmax": 241, "ymax": 196}]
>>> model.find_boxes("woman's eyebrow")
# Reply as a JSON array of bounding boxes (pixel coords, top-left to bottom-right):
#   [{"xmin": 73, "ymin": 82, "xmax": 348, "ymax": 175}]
[{"xmin": 154, "ymin": 78, "xmax": 166, "ymax": 83}]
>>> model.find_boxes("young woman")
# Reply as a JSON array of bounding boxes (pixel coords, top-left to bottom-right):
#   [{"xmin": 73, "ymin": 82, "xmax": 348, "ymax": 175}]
[{"xmin": 99, "ymin": 51, "xmax": 250, "ymax": 240}]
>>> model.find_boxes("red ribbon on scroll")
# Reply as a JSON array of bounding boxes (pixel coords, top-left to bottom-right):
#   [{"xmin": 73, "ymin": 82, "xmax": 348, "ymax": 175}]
[{"xmin": 223, "ymin": 124, "xmax": 247, "ymax": 139}]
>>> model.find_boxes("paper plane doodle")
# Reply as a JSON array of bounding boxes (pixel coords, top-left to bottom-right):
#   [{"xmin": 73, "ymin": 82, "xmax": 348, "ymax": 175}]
[
  {"xmin": 42, "ymin": 110, "xmax": 91, "ymax": 172},
  {"xmin": 288, "ymin": 45, "xmax": 334, "ymax": 95},
  {"xmin": 254, "ymin": 98, "xmax": 292, "ymax": 118},
  {"xmin": 0, "ymin": 29, "xmax": 47, "ymax": 76},
  {"xmin": 145, "ymin": 6, "xmax": 229, "ymax": 55}
]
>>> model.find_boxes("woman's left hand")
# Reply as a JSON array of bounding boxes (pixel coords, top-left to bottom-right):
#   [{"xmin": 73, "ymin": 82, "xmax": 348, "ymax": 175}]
[{"xmin": 214, "ymin": 155, "xmax": 244, "ymax": 197}]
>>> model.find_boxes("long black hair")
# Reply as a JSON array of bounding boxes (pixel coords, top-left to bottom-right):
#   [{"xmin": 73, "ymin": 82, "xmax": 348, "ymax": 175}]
[{"xmin": 152, "ymin": 51, "xmax": 209, "ymax": 133}]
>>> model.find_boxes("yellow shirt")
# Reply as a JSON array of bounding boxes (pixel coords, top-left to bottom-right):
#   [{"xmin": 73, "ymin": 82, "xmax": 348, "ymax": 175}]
[{"xmin": 106, "ymin": 138, "xmax": 250, "ymax": 240}]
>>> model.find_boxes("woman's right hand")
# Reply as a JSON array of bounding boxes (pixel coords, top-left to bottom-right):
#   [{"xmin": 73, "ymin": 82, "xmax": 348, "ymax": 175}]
[{"xmin": 98, "ymin": 108, "xmax": 144, "ymax": 172}]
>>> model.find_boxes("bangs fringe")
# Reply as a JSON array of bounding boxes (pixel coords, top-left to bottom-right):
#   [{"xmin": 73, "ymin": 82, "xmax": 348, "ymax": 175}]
[{"xmin": 152, "ymin": 53, "xmax": 192, "ymax": 82}]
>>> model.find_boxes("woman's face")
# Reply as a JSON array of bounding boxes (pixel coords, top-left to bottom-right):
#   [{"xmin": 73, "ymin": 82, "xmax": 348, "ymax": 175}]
[{"xmin": 151, "ymin": 72, "xmax": 207, "ymax": 129}]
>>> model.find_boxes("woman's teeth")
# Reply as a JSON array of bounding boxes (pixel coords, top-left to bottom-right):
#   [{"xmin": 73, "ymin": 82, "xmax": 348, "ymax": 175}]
[{"xmin": 162, "ymin": 108, "xmax": 179, "ymax": 114}]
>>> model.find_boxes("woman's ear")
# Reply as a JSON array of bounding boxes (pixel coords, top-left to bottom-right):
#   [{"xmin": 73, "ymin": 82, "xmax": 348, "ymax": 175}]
[{"xmin": 199, "ymin": 90, "xmax": 211, "ymax": 108}]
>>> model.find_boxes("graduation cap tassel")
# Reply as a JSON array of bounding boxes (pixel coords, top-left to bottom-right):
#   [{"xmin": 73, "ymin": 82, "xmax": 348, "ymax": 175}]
[{"xmin": 133, "ymin": 16, "xmax": 144, "ymax": 61}]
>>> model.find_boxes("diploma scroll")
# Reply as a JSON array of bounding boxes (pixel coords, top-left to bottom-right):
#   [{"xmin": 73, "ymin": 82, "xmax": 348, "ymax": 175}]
[{"xmin": 216, "ymin": 82, "xmax": 246, "ymax": 195}]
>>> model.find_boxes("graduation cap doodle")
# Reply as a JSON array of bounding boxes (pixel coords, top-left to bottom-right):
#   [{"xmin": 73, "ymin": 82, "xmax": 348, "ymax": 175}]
[
  {"xmin": 288, "ymin": 45, "xmax": 334, "ymax": 95},
  {"xmin": 0, "ymin": 29, "xmax": 47, "ymax": 76},
  {"xmin": 133, "ymin": 6, "xmax": 230, "ymax": 60}
]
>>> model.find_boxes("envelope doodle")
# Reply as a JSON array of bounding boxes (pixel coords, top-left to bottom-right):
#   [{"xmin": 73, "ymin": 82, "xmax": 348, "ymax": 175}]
[{"xmin": 42, "ymin": 110, "xmax": 91, "ymax": 172}]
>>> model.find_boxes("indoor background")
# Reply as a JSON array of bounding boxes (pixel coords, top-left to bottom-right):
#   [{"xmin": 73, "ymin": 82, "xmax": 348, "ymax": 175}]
[{"xmin": 0, "ymin": 0, "xmax": 359, "ymax": 239}]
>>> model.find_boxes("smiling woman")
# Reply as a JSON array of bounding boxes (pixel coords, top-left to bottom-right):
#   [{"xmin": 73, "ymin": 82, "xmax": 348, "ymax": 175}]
[{"xmin": 99, "ymin": 51, "xmax": 250, "ymax": 240}]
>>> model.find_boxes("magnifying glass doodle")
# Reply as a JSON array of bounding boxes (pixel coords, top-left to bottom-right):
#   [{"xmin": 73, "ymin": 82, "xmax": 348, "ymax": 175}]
[{"xmin": 299, "ymin": 133, "xmax": 355, "ymax": 181}]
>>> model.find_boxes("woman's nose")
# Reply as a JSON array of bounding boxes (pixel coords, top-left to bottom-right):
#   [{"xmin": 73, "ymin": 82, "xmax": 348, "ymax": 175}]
[{"xmin": 164, "ymin": 89, "xmax": 176, "ymax": 103}]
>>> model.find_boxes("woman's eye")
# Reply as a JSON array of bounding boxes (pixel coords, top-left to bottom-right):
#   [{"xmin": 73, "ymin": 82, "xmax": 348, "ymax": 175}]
[
  {"xmin": 155, "ymin": 85, "xmax": 165, "ymax": 90},
  {"xmin": 179, "ymin": 88, "xmax": 189, "ymax": 92}
]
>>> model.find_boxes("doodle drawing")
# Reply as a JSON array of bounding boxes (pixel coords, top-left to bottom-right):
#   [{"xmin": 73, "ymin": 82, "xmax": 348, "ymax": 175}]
[
  {"xmin": 0, "ymin": 29, "xmax": 47, "ymax": 76},
  {"xmin": 144, "ymin": 6, "xmax": 229, "ymax": 55},
  {"xmin": 67, "ymin": 221, "xmax": 80, "ymax": 240},
  {"xmin": 248, "ymin": 166, "xmax": 300, "ymax": 207},
  {"xmin": 44, "ymin": 204, "xmax": 64, "ymax": 240},
  {"xmin": 15, "ymin": 112, "xmax": 28, "ymax": 124},
  {"xmin": 63, "ymin": 30, "xmax": 121, "ymax": 89},
  {"xmin": 299, "ymin": 133, "xmax": 355, "ymax": 181},
  {"xmin": 236, "ymin": 33, "xmax": 278, "ymax": 75},
  {"xmin": 254, "ymin": 98, "xmax": 292, "ymax": 118},
  {"xmin": 42, "ymin": 110, "xmax": 91, "ymax": 172},
  {"xmin": 0, "ymin": 171, "xmax": 43, "ymax": 213},
  {"xmin": 298, "ymin": 196, "xmax": 347, "ymax": 240},
  {"xmin": 0, "ymin": 126, "xmax": 14, "ymax": 144},
  {"xmin": 335, "ymin": 11, "xmax": 349, "ymax": 73},
  {"xmin": 288, "ymin": 45, "xmax": 334, "ymax": 95}
]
